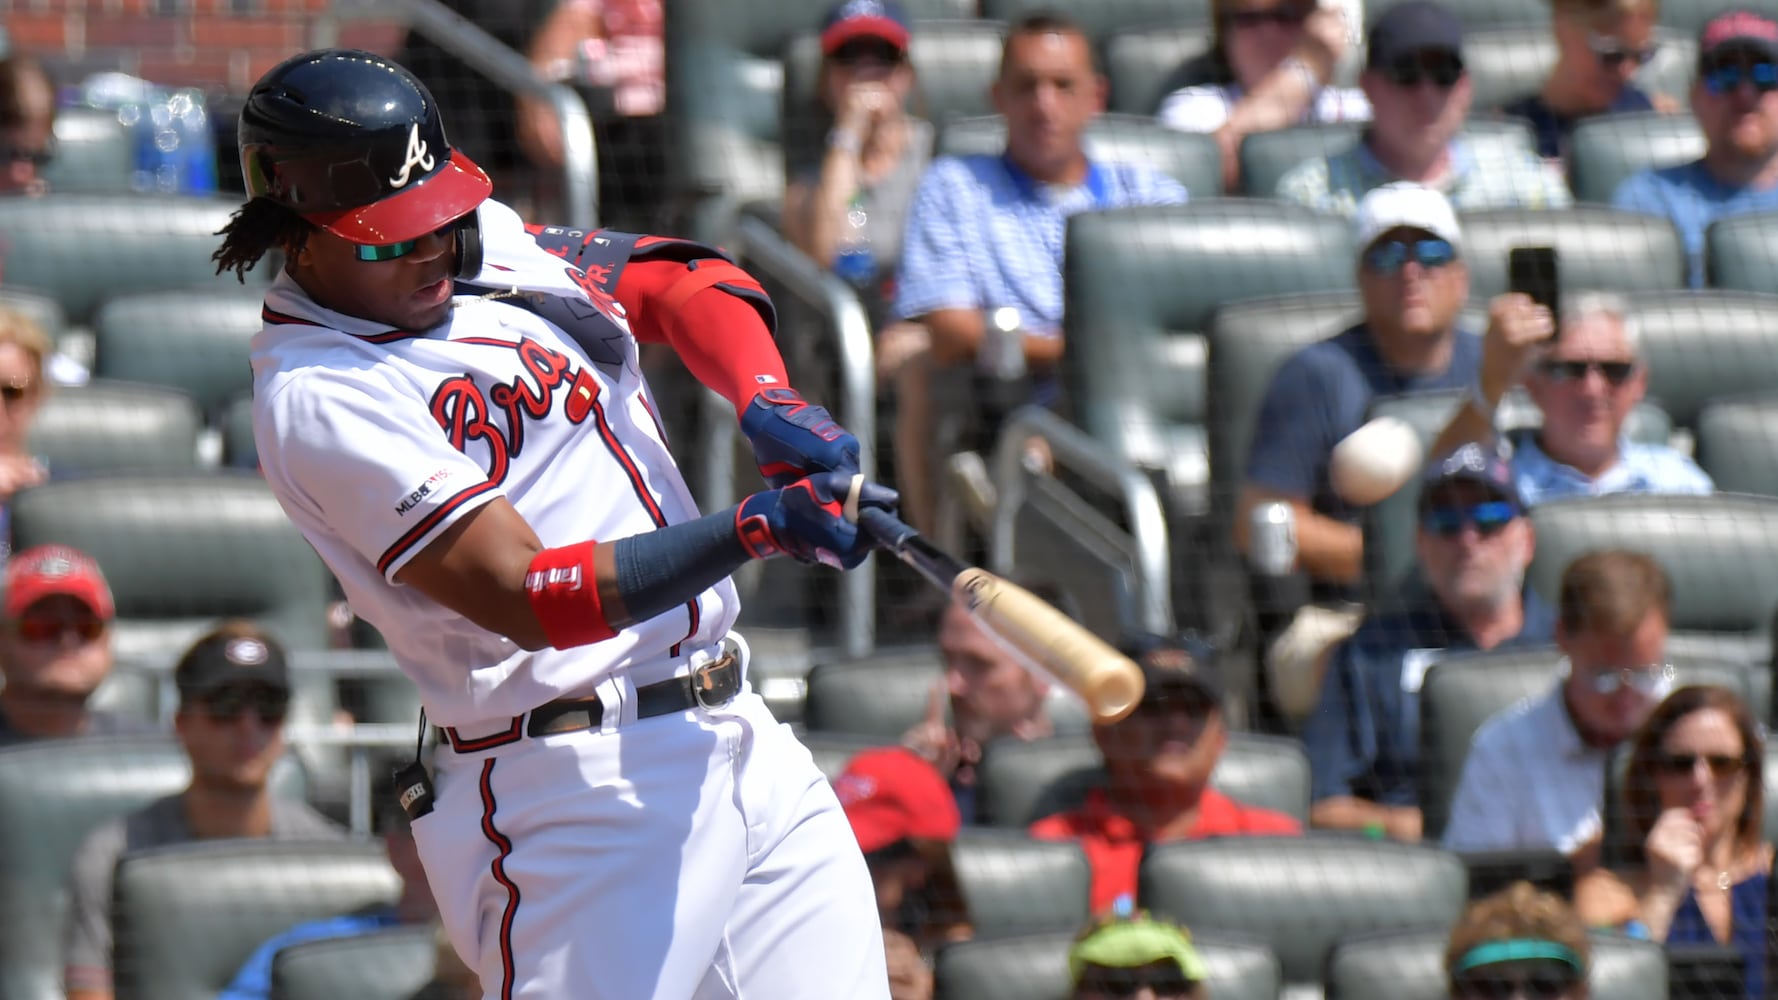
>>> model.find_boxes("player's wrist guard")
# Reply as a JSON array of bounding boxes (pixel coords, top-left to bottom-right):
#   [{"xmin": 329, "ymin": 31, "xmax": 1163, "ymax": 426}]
[
  {"xmin": 740, "ymin": 389, "xmax": 861, "ymax": 487},
  {"xmin": 525, "ymin": 541, "xmax": 618, "ymax": 649}
]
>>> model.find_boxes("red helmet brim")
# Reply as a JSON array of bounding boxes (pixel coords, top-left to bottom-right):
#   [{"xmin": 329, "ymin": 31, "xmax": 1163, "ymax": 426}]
[{"xmin": 301, "ymin": 150, "xmax": 492, "ymax": 245}]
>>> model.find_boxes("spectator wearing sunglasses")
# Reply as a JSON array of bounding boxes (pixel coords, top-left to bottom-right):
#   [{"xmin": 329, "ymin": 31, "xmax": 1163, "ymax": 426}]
[
  {"xmin": 1157, "ymin": 0, "xmax": 1370, "ymax": 191},
  {"xmin": 1613, "ymin": 10, "xmax": 1778, "ymax": 286},
  {"xmin": 1031, "ymin": 635, "xmax": 1300, "ymax": 915},
  {"xmin": 1277, "ymin": 0, "xmax": 1571, "ymax": 217},
  {"xmin": 1303, "ymin": 443, "xmax": 1554, "ymax": 842},
  {"xmin": 0, "ymin": 53, "xmax": 55, "ymax": 198},
  {"xmin": 62, "ymin": 621, "xmax": 342, "ymax": 1000},
  {"xmin": 1068, "ymin": 910, "xmax": 1209, "ymax": 1000},
  {"xmin": 0, "ymin": 545, "xmax": 150, "ymax": 746},
  {"xmin": 1444, "ymin": 550, "xmax": 1673, "ymax": 871},
  {"xmin": 1577, "ymin": 685, "xmax": 1769, "ymax": 998},
  {"xmin": 1446, "ymin": 881, "xmax": 1592, "ymax": 1000},
  {"xmin": 1499, "ymin": 0, "xmax": 1673, "ymax": 164}
]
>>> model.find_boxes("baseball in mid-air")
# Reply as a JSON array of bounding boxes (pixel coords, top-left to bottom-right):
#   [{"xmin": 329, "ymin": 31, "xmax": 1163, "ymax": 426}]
[{"xmin": 1329, "ymin": 416, "xmax": 1424, "ymax": 507}]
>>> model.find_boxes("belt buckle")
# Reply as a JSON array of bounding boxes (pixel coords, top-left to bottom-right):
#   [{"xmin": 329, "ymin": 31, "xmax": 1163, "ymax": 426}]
[{"xmin": 691, "ymin": 653, "xmax": 741, "ymax": 710}]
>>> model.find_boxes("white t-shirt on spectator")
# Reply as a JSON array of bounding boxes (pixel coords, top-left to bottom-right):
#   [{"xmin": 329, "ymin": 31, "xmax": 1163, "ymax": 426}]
[
  {"xmin": 1157, "ymin": 81, "xmax": 1372, "ymax": 134},
  {"xmin": 1442, "ymin": 685, "xmax": 1609, "ymax": 856}
]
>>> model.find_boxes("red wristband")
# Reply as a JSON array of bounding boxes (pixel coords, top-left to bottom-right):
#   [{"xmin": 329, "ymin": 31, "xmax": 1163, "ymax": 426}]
[{"xmin": 524, "ymin": 541, "xmax": 617, "ymax": 649}]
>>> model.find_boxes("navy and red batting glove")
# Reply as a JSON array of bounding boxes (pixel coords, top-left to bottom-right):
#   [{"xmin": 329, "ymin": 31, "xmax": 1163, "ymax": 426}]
[
  {"xmin": 735, "ymin": 472, "xmax": 899, "ymax": 570},
  {"xmin": 740, "ymin": 388, "xmax": 861, "ymax": 488}
]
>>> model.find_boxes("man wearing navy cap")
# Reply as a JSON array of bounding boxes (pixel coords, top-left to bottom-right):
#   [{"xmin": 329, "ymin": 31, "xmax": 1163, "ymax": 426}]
[{"xmin": 1302, "ymin": 443, "xmax": 1554, "ymax": 841}]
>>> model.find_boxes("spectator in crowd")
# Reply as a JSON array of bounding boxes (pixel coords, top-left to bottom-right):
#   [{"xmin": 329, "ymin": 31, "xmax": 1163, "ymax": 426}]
[
  {"xmin": 893, "ymin": 11, "xmax": 1188, "ymax": 529},
  {"xmin": 0, "ymin": 53, "xmax": 54, "ymax": 198},
  {"xmin": 1431, "ymin": 291, "xmax": 1712, "ymax": 505},
  {"xmin": 1578, "ymin": 685, "xmax": 1769, "ymax": 997},
  {"xmin": 1443, "ymin": 550, "xmax": 1674, "ymax": 871},
  {"xmin": 517, "ymin": 0, "xmax": 666, "ymax": 231},
  {"xmin": 1446, "ymin": 881, "xmax": 1592, "ymax": 1000},
  {"xmin": 1614, "ymin": 10, "xmax": 1778, "ymax": 286},
  {"xmin": 1031, "ymin": 634, "xmax": 1300, "ymax": 915},
  {"xmin": 1069, "ymin": 910, "xmax": 1210, "ymax": 1000},
  {"xmin": 901, "ymin": 586, "xmax": 1061, "ymax": 821},
  {"xmin": 1238, "ymin": 182, "xmax": 1549, "ymax": 721},
  {"xmin": 834, "ymin": 747, "xmax": 969, "ymax": 1000},
  {"xmin": 1157, "ymin": 0, "xmax": 1370, "ymax": 190},
  {"xmin": 1277, "ymin": 0, "xmax": 1572, "ymax": 217},
  {"xmin": 0, "ymin": 306, "xmax": 49, "ymax": 521},
  {"xmin": 63, "ymin": 622, "xmax": 343, "ymax": 1000},
  {"xmin": 1499, "ymin": 0, "xmax": 1671, "ymax": 163},
  {"xmin": 0, "ymin": 545, "xmax": 151, "ymax": 744},
  {"xmin": 219, "ymin": 795, "xmax": 436, "ymax": 999},
  {"xmin": 1303, "ymin": 443, "xmax": 1555, "ymax": 842}
]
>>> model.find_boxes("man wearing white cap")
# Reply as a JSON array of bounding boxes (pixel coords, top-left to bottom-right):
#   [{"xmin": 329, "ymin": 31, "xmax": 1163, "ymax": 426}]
[{"xmin": 1239, "ymin": 181, "xmax": 1550, "ymax": 724}]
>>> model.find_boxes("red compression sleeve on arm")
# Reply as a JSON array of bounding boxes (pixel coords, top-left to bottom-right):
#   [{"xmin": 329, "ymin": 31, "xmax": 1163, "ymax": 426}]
[
  {"xmin": 619, "ymin": 257, "xmax": 789, "ymax": 412},
  {"xmin": 524, "ymin": 541, "xmax": 617, "ymax": 649}
]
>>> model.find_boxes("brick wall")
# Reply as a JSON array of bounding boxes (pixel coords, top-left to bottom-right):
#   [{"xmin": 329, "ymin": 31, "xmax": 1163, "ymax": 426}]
[{"xmin": 3, "ymin": 0, "xmax": 407, "ymax": 93}]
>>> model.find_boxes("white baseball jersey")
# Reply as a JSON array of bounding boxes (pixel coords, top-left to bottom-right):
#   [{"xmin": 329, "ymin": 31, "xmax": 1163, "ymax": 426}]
[{"xmin": 250, "ymin": 198, "xmax": 740, "ymax": 727}]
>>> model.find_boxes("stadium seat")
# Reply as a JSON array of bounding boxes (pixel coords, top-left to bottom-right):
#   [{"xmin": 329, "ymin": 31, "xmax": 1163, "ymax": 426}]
[
  {"xmin": 976, "ymin": 731, "xmax": 1312, "ymax": 828},
  {"xmin": 1633, "ymin": 291, "xmax": 1778, "ymax": 430},
  {"xmin": 1660, "ymin": 0, "xmax": 1778, "ymax": 36},
  {"xmin": 1365, "ymin": 0, "xmax": 1546, "ymax": 31},
  {"xmin": 798, "ymin": 730, "xmax": 895, "ymax": 781},
  {"xmin": 1238, "ymin": 118, "xmax": 1535, "ymax": 198},
  {"xmin": 0, "ymin": 737, "xmax": 307, "ymax": 1000},
  {"xmin": 1704, "ymin": 209, "xmax": 1778, "ymax": 293},
  {"xmin": 92, "ymin": 288, "xmax": 264, "ymax": 420},
  {"xmin": 41, "ymin": 106, "xmax": 137, "ymax": 195},
  {"xmin": 220, "ymin": 393, "xmax": 258, "ymax": 469},
  {"xmin": 270, "ymin": 924, "xmax": 439, "ymax": 1000},
  {"xmin": 933, "ymin": 928, "xmax": 1282, "ymax": 1000},
  {"xmin": 1465, "ymin": 27, "xmax": 1692, "ymax": 114},
  {"xmin": 1138, "ymin": 835, "xmax": 1468, "ymax": 990},
  {"xmin": 1103, "ymin": 24, "xmax": 1215, "ymax": 115},
  {"xmin": 936, "ymin": 113, "xmax": 1225, "ymax": 195},
  {"xmin": 979, "ymin": 0, "xmax": 1208, "ymax": 39},
  {"xmin": 1459, "ymin": 206, "xmax": 1688, "ymax": 299},
  {"xmin": 1568, "ymin": 112, "xmax": 1705, "ymax": 204},
  {"xmin": 0, "ymin": 194, "xmax": 263, "ymax": 326},
  {"xmin": 0, "ymin": 286, "xmax": 66, "ymax": 341},
  {"xmin": 1327, "ymin": 927, "xmax": 1670, "ymax": 1000},
  {"xmin": 1698, "ymin": 395, "xmax": 1778, "ymax": 497},
  {"xmin": 1526, "ymin": 493, "xmax": 1778, "ymax": 667},
  {"xmin": 111, "ymin": 839, "xmax": 399, "ymax": 1000},
  {"xmin": 9, "ymin": 471, "xmax": 336, "ymax": 660},
  {"xmin": 950, "ymin": 828, "xmax": 1092, "ymax": 935},
  {"xmin": 802, "ymin": 649, "xmax": 945, "ymax": 740},
  {"xmin": 28, "ymin": 380, "xmax": 203, "ymax": 474}
]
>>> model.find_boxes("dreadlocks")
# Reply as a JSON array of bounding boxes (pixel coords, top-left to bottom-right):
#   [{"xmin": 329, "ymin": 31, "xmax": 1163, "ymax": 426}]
[{"xmin": 212, "ymin": 199, "xmax": 314, "ymax": 282}]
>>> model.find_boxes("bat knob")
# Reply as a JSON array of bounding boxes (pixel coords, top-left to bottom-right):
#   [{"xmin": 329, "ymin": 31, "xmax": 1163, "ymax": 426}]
[{"xmin": 1090, "ymin": 665, "xmax": 1146, "ymax": 725}]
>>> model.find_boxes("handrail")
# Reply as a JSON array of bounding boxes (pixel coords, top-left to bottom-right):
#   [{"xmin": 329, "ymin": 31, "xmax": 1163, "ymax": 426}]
[
  {"xmin": 988, "ymin": 406, "xmax": 1174, "ymax": 634},
  {"xmin": 732, "ymin": 213, "xmax": 879, "ymax": 658},
  {"xmin": 383, "ymin": 0, "xmax": 600, "ymax": 227}
]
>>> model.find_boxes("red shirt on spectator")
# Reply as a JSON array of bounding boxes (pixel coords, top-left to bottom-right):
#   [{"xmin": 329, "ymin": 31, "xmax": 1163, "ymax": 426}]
[{"xmin": 1030, "ymin": 787, "xmax": 1303, "ymax": 914}]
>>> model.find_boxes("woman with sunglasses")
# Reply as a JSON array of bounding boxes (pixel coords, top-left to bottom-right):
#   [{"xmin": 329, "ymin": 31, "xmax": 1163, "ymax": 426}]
[
  {"xmin": 1576, "ymin": 685, "xmax": 1769, "ymax": 998},
  {"xmin": 1498, "ymin": 0, "xmax": 1673, "ymax": 163},
  {"xmin": 1446, "ymin": 881, "xmax": 1591, "ymax": 1000},
  {"xmin": 1158, "ymin": 0, "xmax": 1370, "ymax": 190},
  {"xmin": 1068, "ymin": 910, "xmax": 1209, "ymax": 1000}
]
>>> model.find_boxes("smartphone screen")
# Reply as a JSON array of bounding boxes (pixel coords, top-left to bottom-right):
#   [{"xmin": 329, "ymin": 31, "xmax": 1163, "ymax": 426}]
[{"xmin": 1508, "ymin": 246, "xmax": 1561, "ymax": 323}]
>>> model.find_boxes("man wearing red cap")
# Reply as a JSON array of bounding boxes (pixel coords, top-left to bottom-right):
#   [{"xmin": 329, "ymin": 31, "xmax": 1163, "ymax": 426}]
[{"xmin": 0, "ymin": 545, "xmax": 150, "ymax": 745}]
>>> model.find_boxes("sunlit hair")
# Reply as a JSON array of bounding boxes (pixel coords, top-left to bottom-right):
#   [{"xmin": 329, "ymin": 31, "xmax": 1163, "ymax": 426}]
[
  {"xmin": 1551, "ymin": 0, "xmax": 1658, "ymax": 22},
  {"xmin": 1444, "ymin": 881, "xmax": 1591, "ymax": 980},
  {"xmin": 1622, "ymin": 685, "xmax": 1765, "ymax": 862},
  {"xmin": 1557, "ymin": 289, "xmax": 1642, "ymax": 355},
  {"xmin": 212, "ymin": 198, "xmax": 314, "ymax": 283},
  {"xmin": 1558, "ymin": 549, "xmax": 1669, "ymax": 637},
  {"xmin": 0, "ymin": 306, "xmax": 52, "ymax": 394},
  {"xmin": 999, "ymin": 10, "xmax": 1097, "ymax": 77}
]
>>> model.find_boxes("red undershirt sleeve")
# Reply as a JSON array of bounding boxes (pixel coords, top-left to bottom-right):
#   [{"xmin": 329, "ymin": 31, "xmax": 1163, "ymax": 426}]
[{"xmin": 615, "ymin": 257, "xmax": 789, "ymax": 414}]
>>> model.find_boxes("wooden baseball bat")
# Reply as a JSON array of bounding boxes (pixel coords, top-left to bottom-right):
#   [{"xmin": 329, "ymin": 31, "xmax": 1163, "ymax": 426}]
[{"xmin": 857, "ymin": 507, "xmax": 1146, "ymax": 724}]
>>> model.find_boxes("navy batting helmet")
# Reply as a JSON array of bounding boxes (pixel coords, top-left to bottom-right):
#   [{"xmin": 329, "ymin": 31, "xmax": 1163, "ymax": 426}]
[{"xmin": 238, "ymin": 49, "xmax": 491, "ymax": 247}]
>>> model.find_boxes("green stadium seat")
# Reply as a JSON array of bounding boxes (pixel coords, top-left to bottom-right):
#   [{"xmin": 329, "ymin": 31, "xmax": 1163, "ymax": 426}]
[
  {"xmin": 979, "ymin": 0, "xmax": 1209, "ymax": 39},
  {"xmin": 1704, "ymin": 210, "xmax": 1778, "ymax": 293},
  {"xmin": 111, "ymin": 839, "xmax": 399, "ymax": 1000},
  {"xmin": 1327, "ymin": 928, "xmax": 1671, "ymax": 1000},
  {"xmin": 1467, "ymin": 27, "xmax": 1692, "ymax": 114},
  {"xmin": 1238, "ymin": 117, "xmax": 1535, "ymax": 198},
  {"xmin": 0, "ymin": 286, "xmax": 66, "ymax": 341},
  {"xmin": 0, "ymin": 194, "xmax": 264, "ymax": 326},
  {"xmin": 92, "ymin": 288, "xmax": 263, "ymax": 420},
  {"xmin": 1698, "ymin": 395, "xmax": 1778, "ymax": 497},
  {"xmin": 951, "ymin": 828, "xmax": 1091, "ymax": 935},
  {"xmin": 933, "ymin": 928, "xmax": 1282, "ymax": 1000},
  {"xmin": 40, "ymin": 106, "xmax": 136, "ymax": 195},
  {"xmin": 1102, "ymin": 23, "xmax": 1214, "ymax": 115},
  {"xmin": 936, "ymin": 113, "xmax": 1225, "ymax": 195},
  {"xmin": 1633, "ymin": 290, "xmax": 1778, "ymax": 430},
  {"xmin": 221, "ymin": 393, "xmax": 258, "ymax": 469},
  {"xmin": 270, "ymin": 924, "xmax": 439, "ymax": 1000},
  {"xmin": 1567, "ymin": 112, "xmax": 1705, "ymax": 204},
  {"xmin": 1458, "ymin": 207, "xmax": 1688, "ymax": 299},
  {"xmin": 29, "ymin": 380, "xmax": 203, "ymax": 474},
  {"xmin": 1139, "ymin": 835, "xmax": 1468, "ymax": 991}
]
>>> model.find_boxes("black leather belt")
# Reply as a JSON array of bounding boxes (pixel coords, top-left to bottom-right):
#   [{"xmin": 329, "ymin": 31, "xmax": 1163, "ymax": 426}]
[{"xmin": 525, "ymin": 652, "xmax": 742, "ymax": 738}]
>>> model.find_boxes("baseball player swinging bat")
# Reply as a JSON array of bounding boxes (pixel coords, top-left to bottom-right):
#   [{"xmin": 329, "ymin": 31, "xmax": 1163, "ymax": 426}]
[{"xmin": 855, "ymin": 506, "xmax": 1146, "ymax": 724}]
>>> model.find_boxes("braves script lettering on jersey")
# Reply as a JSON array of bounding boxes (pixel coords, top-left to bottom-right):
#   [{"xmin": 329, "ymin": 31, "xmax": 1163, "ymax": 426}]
[{"xmin": 250, "ymin": 198, "xmax": 888, "ymax": 999}]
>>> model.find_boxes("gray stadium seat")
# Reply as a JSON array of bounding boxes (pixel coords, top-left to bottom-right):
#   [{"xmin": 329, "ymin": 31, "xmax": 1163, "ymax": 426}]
[
  {"xmin": 802, "ymin": 649, "xmax": 945, "ymax": 741},
  {"xmin": 1239, "ymin": 118, "xmax": 1535, "ymax": 198},
  {"xmin": 976, "ymin": 731, "xmax": 1312, "ymax": 828},
  {"xmin": 1365, "ymin": 0, "xmax": 1546, "ymax": 30},
  {"xmin": 0, "ymin": 286, "xmax": 66, "ymax": 341},
  {"xmin": 112, "ymin": 839, "xmax": 400, "ymax": 1000},
  {"xmin": 798, "ymin": 730, "xmax": 895, "ymax": 781},
  {"xmin": 1698, "ymin": 395, "xmax": 1778, "ymax": 497},
  {"xmin": 0, "ymin": 194, "xmax": 265, "ymax": 326},
  {"xmin": 979, "ymin": 0, "xmax": 1209, "ymax": 39},
  {"xmin": 1704, "ymin": 210, "xmax": 1778, "ymax": 293},
  {"xmin": 933, "ymin": 928, "xmax": 1281, "ymax": 1000},
  {"xmin": 1140, "ymin": 835, "xmax": 1468, "ymax": 990},
  {"xmin": 1660, "ymin": 0, "xmax": 1778, "ymax": 36},
  {"xmin": 1327, "ymin": 927, "xmax": 1671, "ymax": 1000},
  {"xmin": 1103, "ymin": 24, "xmax": 1215, "ymax": 115},
  {"xmin": 29, "ymin": 380, "xmax": 203, "ymax": 474},
  {"xmin": 1458, "ymin": 206, "xmax": 1688, "ymax": 299},
  {"xmin": 270, "ymin": 924, "xmax": 439, "ymax": 1000},
  {"xmin": 936, "ymin": 113, "xmax": 1225, "ymax": 195},
  {"xmin": 92, "ymin": 288, "xmax": 264, "ymax": 419},
  {"xmin": 41, "ymin": 106, "xmax": 136, "ymax": 195},
  {"xmin": 1568, "ymin": 112, "xmax": 1705, "ymax": 204},
  {"xmin": 1633, "ymin": 290, "xmax": 1778, "ymax": 430},
  {"xmin": 951, "ymin": 828, "xmax": 1091, "ymax": 935},
  {"xmin": 1468, "ymin": 27, "xmax": 1692, "ymax": 115},
  {"xmin": 10, "ymin": 472, "xmax": 336, "ymax": 660},
  {"xmin": 221, "ymin": 393, "xmax": 258, "ymax": 469}
]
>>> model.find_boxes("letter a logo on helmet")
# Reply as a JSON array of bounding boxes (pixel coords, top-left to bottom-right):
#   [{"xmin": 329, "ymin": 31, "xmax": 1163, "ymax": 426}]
[{"xmin": 389, "ymin": 123, "xmax": 437, "ymax": 188}]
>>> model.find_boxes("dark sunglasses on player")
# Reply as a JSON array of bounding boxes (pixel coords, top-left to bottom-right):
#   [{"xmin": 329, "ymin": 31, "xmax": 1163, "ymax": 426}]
[
  {"xmin": 1073, "ymin": 966, "xmax": 1200, "ymax": 998},
  {"xmin": 353, "ymin": 221, "xmax": 459, "ymax": 262},
  {"xmin": 14, "ymin": 614, "xmax": 105, "ymax": 644},
  {"xmin": 1703, "ymin": 60, "xmax": 1778, "ymax": 95},
  {"xmin": 831, "ymin": 39, "xmax": 906, "ymax": 67},
  {"xmin": 1535, "ymin": 359, "xmax": 1637, "ymax": 385},
  {"xmin": 1226, "ymin": 6, "xmax": 1310, "ymax": 29},
  {"xmin": 1363, "ymin": 238, "xmax": 1459, "ymax": 274},
  {"xmin": 1382, "ymin": 51, "xmax": 1465, "ymax": 88},
  {"xmin": 1589, "ymin": 34, "xmax": 1659, "ymax": 69},
  {"xmin": 1655, "ymin": 750, "xmax": 1748, "ymax": 778},
  {"xmin": 1451, "ymin": 968, "xmax": 1580, "ymax": 1000},
  {"xmin": 1421, "ymin": 500, "xmax": 1518, "ymax": 538},
  {"xmin": 195, "ymin": 683, "xmax": 291, "ymax": 725}
]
